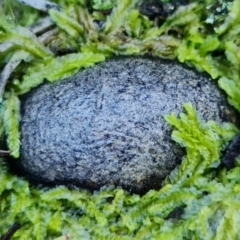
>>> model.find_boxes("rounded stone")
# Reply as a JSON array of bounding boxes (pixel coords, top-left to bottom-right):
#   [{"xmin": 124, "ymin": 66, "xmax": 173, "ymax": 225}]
[{"xmin": 19, "ymin": 57, "xmax": 239, "ymax": 194}]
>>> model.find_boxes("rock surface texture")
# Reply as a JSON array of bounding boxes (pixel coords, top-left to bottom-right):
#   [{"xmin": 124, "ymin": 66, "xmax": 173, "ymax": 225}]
[{"xmin": 19, "ymin": 57, "xmax": 239, "ymax": 194}]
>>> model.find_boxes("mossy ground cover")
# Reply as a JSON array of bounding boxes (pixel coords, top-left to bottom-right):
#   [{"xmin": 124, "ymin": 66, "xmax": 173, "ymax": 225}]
[{"xmin": 0, "ymin": 0, "xmax": 240, "ymax": 239}]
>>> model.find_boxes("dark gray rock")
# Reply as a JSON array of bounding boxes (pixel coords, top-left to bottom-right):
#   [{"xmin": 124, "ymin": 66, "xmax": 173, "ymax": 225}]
[
  {"xmin": 222, "ymin": 134, "xmax": 240, "ymax": 170},
  {"xmin": 19, "ymin": 57, "xmax": 239, "ymax": 194}
]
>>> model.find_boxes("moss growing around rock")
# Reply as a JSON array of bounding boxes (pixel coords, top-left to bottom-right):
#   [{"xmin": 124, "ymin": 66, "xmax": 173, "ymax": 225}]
[
  {"xmin": 19, "ymin": 57, "xmax": 239, "ymax": 195},
  {"xmin": 0, "ymin": 0, "xmax": 240, "ymax": 239}
]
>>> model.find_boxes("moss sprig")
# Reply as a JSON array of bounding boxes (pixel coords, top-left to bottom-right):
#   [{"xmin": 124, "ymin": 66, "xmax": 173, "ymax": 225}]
[{"xmin": 3, "ymin": 92, "xmax": 20, "ymax": 158}]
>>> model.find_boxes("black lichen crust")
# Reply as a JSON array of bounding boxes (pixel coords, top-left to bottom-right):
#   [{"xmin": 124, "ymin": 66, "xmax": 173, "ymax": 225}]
[{"xmin": 19, "ymin": 57, "xmax": 239, "ymax": 194}]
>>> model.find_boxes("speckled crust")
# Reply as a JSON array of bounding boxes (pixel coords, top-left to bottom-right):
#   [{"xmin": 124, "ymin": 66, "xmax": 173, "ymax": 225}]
[{"xmin": 19, "ymin": 57, "xmax": 239, "ymax": 194}]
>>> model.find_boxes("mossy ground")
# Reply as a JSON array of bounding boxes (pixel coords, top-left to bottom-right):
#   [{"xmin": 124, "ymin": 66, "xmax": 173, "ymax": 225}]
[{"xmin": 1, "ymin": 0, "xmax": 240, "ymax": 239}]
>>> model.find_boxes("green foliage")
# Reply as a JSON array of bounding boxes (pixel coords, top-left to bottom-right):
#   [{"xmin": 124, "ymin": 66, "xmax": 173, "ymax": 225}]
[
  {"xmin": 1, "ymin": 0, "xmax": 240, "ymax": 239},
  {"xmin": 103, "ymin": 0, "xmax": 138, "ymax": 35},
  {"xmin": 3, "ymin": 92, "xmax": 20, "ymax": 158},
  {"xmin": 158, "ymin": 3, "xmax": 200, "ymax": 35},
  {"xmin": 14, "ymin": 52, "xmax": 105, "ymax": 95},
  {"xmin": 218, "ymin": 41, "xmax": 240, "ymax": 111},
  {"xmin": 0, "ymin": 25, "xmax": 52, "ymax": 59},
  {"xmin": 1, "ymin": 0, "xmax": 41, "ymax": 27},
  {"xmin": 125, "ymin": 10, "xmax": 143, "ymax": 38},
  {"xmin": 92, "ymin": 0, "xmax": 114, "ymax": 10},
  {"xmin": 0, "ymin": 104, "xmax": 239, "ymax": 239},
  {"xmin": 177, "ymin": 29, "xmax": 221, "ymax": 79},
  {"xmin": 165, "ymin": 103, "xmax": 239, "ymax": 183},
  {"xmin": 49, "ymin": 9, "xmax": 85, "ymax": 39},
  {"xmin": 76, "ymin": 6, "xmax": 99, "ymax": 41},
  {"xmin": 0, "ymin": 104, "xmax": 5, "ymax": 139},
  {"xmin": 214, "ymin": 0, "xmax": 240, "ymax": 35},
  {"xmin": 176, "ymin": 0, "xmax": 240, "ymax": 111}
]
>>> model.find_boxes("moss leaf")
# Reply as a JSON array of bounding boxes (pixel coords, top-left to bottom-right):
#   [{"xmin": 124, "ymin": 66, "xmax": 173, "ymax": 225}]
[
  {"xmin": 15, "ymin": 52, "xmax": 105, "ymax": 95},
  {"xmin": 3, "ymin": 92, "xmax": 20, "ymax": 158}
]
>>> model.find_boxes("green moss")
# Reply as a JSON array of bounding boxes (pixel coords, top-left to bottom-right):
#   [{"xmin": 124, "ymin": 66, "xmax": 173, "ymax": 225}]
[
  {"xmin": 0, "ymin": 104, "xmax": 239, "ymax": 239},
  {"xmin": 0, "ymin": 0, "xmax": 240, "ymax": 239}
]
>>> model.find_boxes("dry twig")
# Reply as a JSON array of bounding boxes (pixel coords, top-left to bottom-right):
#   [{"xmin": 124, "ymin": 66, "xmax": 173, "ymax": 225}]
[
  {"xmin": 0, "ymin": 222, "xmax": 21, "ymax": 240},
  {"xmin": 16, "ymin": 0, "xmax": 61, "ymax": 12}
]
